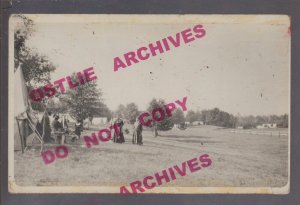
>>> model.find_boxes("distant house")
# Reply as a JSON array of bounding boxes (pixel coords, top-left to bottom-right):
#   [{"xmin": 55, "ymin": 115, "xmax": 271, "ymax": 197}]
[
  {"xmin": 92, "ymin": 117, "xmax": 108, "ymax": 125},
  {"xmin": 185, "ymin": 121, "xmax": 191, "ymax": 126},
  {"xmin": 192, "ymin": 121, "xmax": 204, "ymax": 126},
  {"xmin": 173, "ymin": 124, "xmax": 182, "ymax": 129},
  {"xmin": 173, "ymin": 123, "xmax": 187, "ymax": 130},
  {"xmin": 237, "ymin": 126, "xmax": 244, "ymax": 129},
  {"xmin": 256, "ymin": 123, "xmax": 277, "ymax": 129},
  {"xmin": 83, "ymin": 118, "xmax": 90, "ymax": 129},
  {"xmin": 83, "ymin": 117, "xmax": 108, "ymax": 129}
]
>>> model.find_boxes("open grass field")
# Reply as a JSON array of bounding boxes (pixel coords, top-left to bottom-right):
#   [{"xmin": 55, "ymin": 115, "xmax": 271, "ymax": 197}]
[{"xmin": 14, "ymin": 125, "xmax": 288, "ymax": 188}]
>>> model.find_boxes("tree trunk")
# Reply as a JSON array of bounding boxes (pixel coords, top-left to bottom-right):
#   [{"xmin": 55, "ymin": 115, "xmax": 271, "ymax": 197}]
[{"xmin": 154, "ymin": 124, "xmax": 158, "ymax": 137}]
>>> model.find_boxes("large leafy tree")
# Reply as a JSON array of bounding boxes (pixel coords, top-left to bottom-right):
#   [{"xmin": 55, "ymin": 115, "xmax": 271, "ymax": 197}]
[
  {"xmin": 115, "ymin": 104, "xmax": 126, "ymax": 118},
  {"xmin": 278, "ymin": 114, "xmax": 288, "ymax": 128},
  {"xmin": 186, "ymin": 110, "xmax": 197, "ymax": 123},
  {"xmin": 171, "ymin": 108, "xmax": 185, "ymax": 124},
  {"xmin": 147, "ymin": 98, "xmax": 173, "ymax": 136},
  {"xmin": 115, "ymin": 103, "xmax": 140, "ymax": 123},
  {"xmin": 200, "ymin": 108, "xmax": 236, "ymax": 128},
  {"xmin": 14, "ymin": 14, "xmax": 55, "ymax": 86},
  {"xmin": 99, "ymin": 103, "xmax": 113, "ymax": 121},
  {"xmin": 59, "ymin": 77, "xmax": 104, "ymax": 121},
  {"xmin": 14, "ymin": 14, "xmax": 34, "ymax": 69},
  {"xmin": 20, "ymin": 51, "xmax": 56, "ymax": 85},
  {"xmin": 14, "ymin": 15, "xmax": 56, "ymax": 112},
  {"xmin": 124, "ymin": 103, "xmax": 139, "ymax": 124}
]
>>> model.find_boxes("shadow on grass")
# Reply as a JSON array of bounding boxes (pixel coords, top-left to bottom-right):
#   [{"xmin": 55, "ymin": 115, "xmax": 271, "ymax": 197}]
[
  {"xmin": 158, "ymin": 134, "xmax": 210, "ymax": 139},
  {"xmin": 172, "ymin": 139, "xmax": 223, "ymax": 144}
]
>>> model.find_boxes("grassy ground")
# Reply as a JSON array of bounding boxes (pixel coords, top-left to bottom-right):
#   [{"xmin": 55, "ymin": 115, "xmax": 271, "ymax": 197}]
[{"xmin": 14, "ymin": 125, "xmax": 288, "ymax": 187}]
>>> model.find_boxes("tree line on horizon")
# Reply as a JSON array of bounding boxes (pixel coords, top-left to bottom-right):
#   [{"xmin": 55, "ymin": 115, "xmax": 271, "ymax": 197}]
[
  {"xmin": 113, "ymin": 103, "xmax": 288, "ymax": 130},
  {"xmin": 184, "ymin": 108, "xmax": 288, "ymax": 129}
]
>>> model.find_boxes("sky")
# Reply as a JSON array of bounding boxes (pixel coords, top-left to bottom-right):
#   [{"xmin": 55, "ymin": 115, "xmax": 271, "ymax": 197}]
[{"xmin": 19, "ymin": 15, "xmax": 290, "ymax": 116}]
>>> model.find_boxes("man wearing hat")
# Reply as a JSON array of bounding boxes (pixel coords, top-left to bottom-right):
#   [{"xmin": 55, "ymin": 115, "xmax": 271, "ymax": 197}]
[
  {"xmin": 51, "ymin": 114, "xmax": 66, "ymax": 144},
  {"xmin": 41, "ymin": 111, "xmax": 54, "ymax": 143}
]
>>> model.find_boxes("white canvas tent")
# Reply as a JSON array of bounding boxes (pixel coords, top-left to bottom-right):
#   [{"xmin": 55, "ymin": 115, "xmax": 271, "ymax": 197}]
[
  {"xmin": 14, "ymin": 67, "xmax": 29, "ymax": 117},
  {"xmin": 92, "ymin": 117, "xmax": 108, "ymax": 125},
  {"xmin": 14, "ymin": 66, "xmax": 45, "ymax": 153}
]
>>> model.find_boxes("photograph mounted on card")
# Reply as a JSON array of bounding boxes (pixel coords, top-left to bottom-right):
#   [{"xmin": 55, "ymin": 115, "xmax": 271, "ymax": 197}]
[{"xmin": 8, "ymin": 14, "xmax": 290, "ymax": 194}]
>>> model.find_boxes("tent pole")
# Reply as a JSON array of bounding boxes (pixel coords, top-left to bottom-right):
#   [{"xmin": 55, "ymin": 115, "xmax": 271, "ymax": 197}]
[
  {"xmin": 15, "ymin": 117, "xmax": 25, "ymax": 154},
  {"xmin": 40, "ymin": 99, "xmax": 49, "ymax": 153}
]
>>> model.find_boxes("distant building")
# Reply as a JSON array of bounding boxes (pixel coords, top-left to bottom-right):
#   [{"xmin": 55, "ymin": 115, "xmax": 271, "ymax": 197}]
[
  {"xmin": 92, "ymin": 117, "xmax": 108, "ymax": 125},
  {"xmin": 173, "ymin": 124, "xmax": 182, "ymax": 129},
  {"xmin": 237, "ymin": 126, "xmax": 244, "ymax": 129},
  {"xmin": 173, "ymin": 123, "xmax": 187, "ymax": 130},
  {"xmin": 83, "ymin": 117, "xmax": 108, "ymax": 129},
  {"xmin": 83, "ymin": 118, "xmax": 90, "ymax": 129},
  {"xmin": 256, "ymin": 123, "xmax": 277, "ymax": 129},
  {"xmin": 192, "ymin": 121, "xmax": 204, "ymax": 126}
]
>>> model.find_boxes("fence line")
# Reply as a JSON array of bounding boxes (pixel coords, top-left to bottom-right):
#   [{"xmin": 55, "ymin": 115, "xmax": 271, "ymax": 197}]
[{"xmin": 229, "ymin": 129, "xmax": 288, "ymax": 136}]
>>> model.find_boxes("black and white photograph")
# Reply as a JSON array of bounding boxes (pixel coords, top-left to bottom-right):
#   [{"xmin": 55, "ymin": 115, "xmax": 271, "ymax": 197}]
[{"xmin": 8, "ymin": 14, "xmax": 290, "ymax": 194}]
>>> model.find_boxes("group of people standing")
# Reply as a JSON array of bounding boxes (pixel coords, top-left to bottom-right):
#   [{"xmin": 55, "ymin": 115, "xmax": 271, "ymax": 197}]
[
  {"xmin": 110, "ymin": 117, "xmax": 143, "ymax": 145},
  {"xmin": 112, "ymin": 118, "xmax": 125, "ymax": 143},
  {"xmin": 40, "ymin": 112, "xmax": 144, "ymax": 146}
]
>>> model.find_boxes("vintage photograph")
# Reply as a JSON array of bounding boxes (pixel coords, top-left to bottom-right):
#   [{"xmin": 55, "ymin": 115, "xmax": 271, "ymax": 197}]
[{"xmin": 8, "ymin": 14, "xmax": 290, "ymax": 193}]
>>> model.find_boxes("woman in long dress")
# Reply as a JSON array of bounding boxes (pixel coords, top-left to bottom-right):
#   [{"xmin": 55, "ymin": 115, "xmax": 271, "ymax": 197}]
[
  {"xmin": 132, "ymin": 117, "xmax": 143, "ymax": 144},
  {"xmin": 115, "ymin": 118, "xmax": 125, "ymax": 143},
  {"xmin": 136, "ymin": 120, "xmax": 143, "ymax": 145}
]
